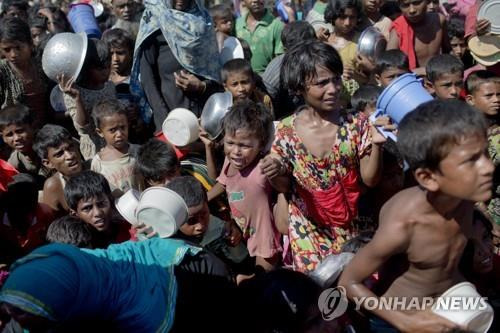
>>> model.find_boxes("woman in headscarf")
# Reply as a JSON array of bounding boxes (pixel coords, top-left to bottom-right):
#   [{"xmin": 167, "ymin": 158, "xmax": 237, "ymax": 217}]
[
  {"xmin": 0, "ymin": 238, "xmax": 236, "ymax": 332},
  {"xmin": 130, "ymin": 0, "xmax": 223, "ymax": 133}
]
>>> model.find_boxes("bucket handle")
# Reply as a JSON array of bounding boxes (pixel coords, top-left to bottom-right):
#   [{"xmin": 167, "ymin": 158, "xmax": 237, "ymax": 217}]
[{"xmin": 370, "ymin": 109, "xmax": 398, "ymax": 142}]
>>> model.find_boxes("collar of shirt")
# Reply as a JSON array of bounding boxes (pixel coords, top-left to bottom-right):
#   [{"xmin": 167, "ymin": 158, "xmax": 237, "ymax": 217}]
[{"xmin": 241, "ymin": 9, "xmax": 275, "ymax": 30}]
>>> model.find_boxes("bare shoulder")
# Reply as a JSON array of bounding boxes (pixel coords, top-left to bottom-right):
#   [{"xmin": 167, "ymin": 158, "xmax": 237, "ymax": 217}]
[
  {"xmin": 42, "ymin": 174, "xmax": 64, "ymax": 207},
  {"xmin": 43, "ymin": 174, "xmax": 63, "ymax": 192},
  {"xmin": 379, "ymin": 187, "xmax": 425, "ymax": 227}
]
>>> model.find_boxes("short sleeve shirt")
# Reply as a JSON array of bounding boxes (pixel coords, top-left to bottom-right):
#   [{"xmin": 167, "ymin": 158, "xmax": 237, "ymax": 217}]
[{"xmin": 235, "ymin": 10, "xmax": 285, "ymax": 74}]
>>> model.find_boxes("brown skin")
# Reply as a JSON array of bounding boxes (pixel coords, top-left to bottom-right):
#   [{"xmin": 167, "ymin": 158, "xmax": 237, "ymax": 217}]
[
  {"xmin": 244, "ymin": 0, "xmax": 266, "ymax": 32},
  {"xmin": 339, "ymin": 134, "xmax": 494, "ymax": 332},
  {"xmin": 466, "ymin": 82, "xmax": 500, "ymax": 117},
  {"xmin": 112, "ymin": 0, "xmax": 136, "ymax": 21},
  {"xmin": 426, "ymin": 72, "xmax": 464, "ymax": 100},
  {"xmin": 96, "ymin": 113, "xmax": 130, "ymax": 161},
  {"xmin": 109, "ymin": 46, "xmax": 132, "ymax": 84},
  {"xmin": 387, "ymin": 0, "xmax": 450, "ymax": 70},
  {"xmin": 375, "ymin": 67, "xmax": 409, "ymax": 88}
]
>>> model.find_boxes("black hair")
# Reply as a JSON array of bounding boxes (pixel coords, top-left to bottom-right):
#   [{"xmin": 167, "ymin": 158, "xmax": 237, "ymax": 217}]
[
  {"xmin": 380, "ymin": 0, "xmax": 401, "ymax": 20},
  {"xmin": 0, "ymin": 104, "xmax": 32, "ymax": 131},
  {"xmin": 465, "ymin": 70, "xmax": 500, "ymax": 95},
  {"xmin": 281, "ymin": 40, "xmax": 343, "ymax": 95},
  {"xmin": 91, "ymin": 99, "xmax": 128, "ymax": 129},
  {"xmin": 78, "ymin": 38, "xmax": 110, "ymax": 82},
  {"xmin": 447, "ymin": 15, "xmax": 465, "ymax": 40},
  {"xmin": 238, "ymin": 269, "xmax": 323, "ymax": 333},
  {"xmin": 101, "ymin": 28, "xmax": 134, "ymax": 53},
  {"xmin": 425, "ymin": 54, "xmax": 464, "ymax": 82},
  {"xmin": 397, "ymin": 100, "xmax": 487, "ymax": 171},
  {"xmin": 350, "ymin": 85, "xmax": 382, "ymax": 113},
  {"xmin": 223, "ymin": 99, "xmax": 273, "ymax": 149},
  {"xmin": 1, "ymin": 0, "xmax": 28, "ymax": 14},
  {"xmin": 374, "ymin": 50, "xmax": 409, "ymax": 75},
  {"xmin": 281, "ymin": 21, "xmax": 316, "ymax": 50},
  {"xmin": 135, "ymin": 139, "xmax": 180, "ymax": 183},
  {"xmin": 0, "ymin": 16, "xmax": 32, "ymax": 44},
  {"xmin": 28, "ymin": 15, "xmax": 48, "ymax": 30},
  {"xmin": 46, "ymin": 215, "xmax": 94, "ymax": 248},
  {"xmin": 221, "ymin": 58, "xmax": 254, "ymax": 83},
  {"xmin": 208, "ymin": 4, "xmax": 232, "ymax": 21},
  {"xmin": 6, "ymin": 173, "xmax": 37, "ymax": 213},
  {"xmin": 64, "ymin": 170, "xmax": 112, "ymax": 211},
  {"xmin": 165, "ymin": 176, "xmax": 207, "ymax": 208},
  {"xmin": 238, "ymin": 38, "xmax": 252, "ymax": 61},
  {"xmin": 33, "ymin": 124, "xmax": 74, "ymax": 160},
  {"xmin": 324, "ymin": 0, "xmax": 360, "ymax": 24}
]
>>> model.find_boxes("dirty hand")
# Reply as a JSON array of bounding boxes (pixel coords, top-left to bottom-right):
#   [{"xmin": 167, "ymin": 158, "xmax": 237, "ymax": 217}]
[
  {"xmin": 199, "ymin": 127, "xmax": 214, "ymax": 148},
  {"xmin": 225, "ymin": 221, "xmax": 242, "ymax": 246},
  {"xmin": 260, "ymin": 154, "xmax": 286, "ymax": 179},
  {"xmin": 133, "ymin": 223, "xmax": 158, "ymax": 239},
  {"xmin": 57, "ymin": 73, "xmax": 79, "ymax": 99},
  {"xmin": 370, "ymin": 115, "xmax": 396, "ymax": 145},
  {"xmin": 316, "ymin": 27, "xmax": 331, "ymax": 42},
  {"xmin": 174, "ymin": 70, "xmax": 206, "ymax": 93}
]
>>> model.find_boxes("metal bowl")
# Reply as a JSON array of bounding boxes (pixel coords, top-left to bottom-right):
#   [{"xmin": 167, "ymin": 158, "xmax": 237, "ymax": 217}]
[
  {"xmin": 42, "ymin": 32, "xmax": 88, "ymax": 82},
  {"xmin": 357, "ymin": 27, "xmax": 387, "ymax": 61},
  {"xmin": 200, "ymin": 92, "xmax": 233, "ymax": 140}
]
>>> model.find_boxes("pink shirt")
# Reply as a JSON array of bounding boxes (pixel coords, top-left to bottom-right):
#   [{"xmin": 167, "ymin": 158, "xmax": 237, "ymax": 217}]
[{"xmin": 217, "ymin": 158, "xmax": 282, "ymax": 258}]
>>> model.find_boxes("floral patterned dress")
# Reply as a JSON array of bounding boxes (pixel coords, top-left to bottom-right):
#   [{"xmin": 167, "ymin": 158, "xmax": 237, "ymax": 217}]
[{"xmin": 272, "ymin": 112, "xmax": 372, "ymax": 272}]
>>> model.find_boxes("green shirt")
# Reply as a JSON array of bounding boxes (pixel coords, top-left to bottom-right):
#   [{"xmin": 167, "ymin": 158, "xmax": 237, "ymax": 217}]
[{"xmin": 236, "ymin": 10, "xmax": 285, "ymax": 74}]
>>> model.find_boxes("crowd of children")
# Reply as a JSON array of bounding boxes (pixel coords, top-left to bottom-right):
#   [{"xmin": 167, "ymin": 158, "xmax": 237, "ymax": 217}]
[{"xmin": 0, "ymin": 0, "xmax": 499, "ymax": 332}]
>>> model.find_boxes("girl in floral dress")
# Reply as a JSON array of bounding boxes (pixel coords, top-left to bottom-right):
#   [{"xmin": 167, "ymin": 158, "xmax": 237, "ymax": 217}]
[{"xmin": 261, "ymin": 41, "xmax": 388, "ymax": 272}]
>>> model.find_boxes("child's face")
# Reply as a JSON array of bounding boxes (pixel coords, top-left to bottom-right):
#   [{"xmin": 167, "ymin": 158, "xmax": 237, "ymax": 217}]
[
  {"xmin": 87, "ymin": 64, "xmax": 111, "ymax": 86},
  {"xmin": 224, "ymin": 71, "xmax": 256, "ymax": 101},
  {"xmin": 180, "ymin": 201, "xmax": 210, "ymax": 238},
  {"xmin": 362, "ymin": 0, "xmax": 382, "ymax": 14},
  {"xmin": 431, "ymin": 134, "xmax": 494, "ymax": 202},
  {"xmin": 110, "ymin": 46, "xmax": 132, "ymax": 76},
  {"xmin": 0, "ymin": 40, "xmax": 32, "ymax": 68},
  {"xmin": 333, "ymin": 8, "xmax": 358, "ymax": 36},
  {"xmin": 450, "ymin": 36, "xmax": 467, "ymax": 60},
  {"xmin": 43, "ymin": 141, "xmax": 82, "ymax": 176},
  {"xmin": 426, "ymin": 0, "xmax": 439, "ymax": 12},
  {"xmin": 471, "ymin": 220, "xmax": 494, "ymax": 274},
  {"xmin": 30, "ymin": 27, "xmax": 47, "ymax": 48},
  {"xmin": 303, "ymin": 66, "xmax": 342, "ymax": 113},
  {"xmin": 74, "ymin": 194, "xmax": 112, "ymax": 232},
  {"xmin": 376, "ymin": 67, "xmax": 407, "ymax": 87},
  {"xmin": 224, "ymin": 128, "xmax": 262, "ymax": 170},
  {"xmin": 467, "ymin": 82, "xmax": 500, "ymax": 116},
  {"xmin": 399, "ymin": 0, "xmax": 427, "ymax": 24},
  {"xmin": 97, "ymin": 113, "xmax": 129, "ymax": 151},
  {"xmin": 1, "ymin": 124, "xmax": 34, "ymax": 154},
  {"xmin": 113, "ymin": 0, "xmax": 136, "ymax": 21},
  {"xmin": 362, "ymin": 102, "xmax": 377, "ymax": 116},
  {"xmin": 430, "ymin": 72, "xmax": 463, "ymax": 100},
  {"xmin": 215, "ymin": 15, "xmax": 233, "ymax": 35}
]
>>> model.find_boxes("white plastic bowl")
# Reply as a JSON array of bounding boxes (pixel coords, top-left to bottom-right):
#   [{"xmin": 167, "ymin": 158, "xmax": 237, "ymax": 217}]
[
  {"xmin": 162, "ymin": 108, "xmax": 199, "ymax": 147},
  {"xmin": 136, "ymin": 186, "xmax": 188, "ymax": 238},
  {"xmin": 432, "ymin": 282, "xmax": 493, "ymax": 332},
  {"xmin": 115, "ymin": 189, "xmax": 140, "ymax": 225}
]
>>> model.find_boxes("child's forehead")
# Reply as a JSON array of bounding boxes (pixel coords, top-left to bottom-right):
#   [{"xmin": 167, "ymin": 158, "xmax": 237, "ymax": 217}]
[
  {"xmin": 48, "ymin": 140, "xmax": 75, "ymax": 153},
  {"xmin": 79, "ymin": 193, "xmax": 109, "ymax": 205},
  {"xmin": 226, "ymin": 69, "xmax": 253, "ymax": 80},
  {"xmin": 475, "ymin": 81, "xmax": 500, "ymax": 93}
]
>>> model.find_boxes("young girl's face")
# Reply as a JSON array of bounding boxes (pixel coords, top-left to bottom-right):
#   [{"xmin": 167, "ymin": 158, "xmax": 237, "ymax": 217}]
[
  {"xmin": 97, "ymin": 113, "xmax": 129, "ymax": 151},
  {"xmin": 0, "ymin": 40, "xmax": 32, "ymax": 68},
  {"xmin": 450, "ymin": 36, "xmax": 467, "ymax": 60},
  {"xmin": 224, "ymin": 128, "xmax": 262, "ymax": 170},
  {"xmin": 110, "ymin": 46, "xmax": 133, "ymax": 76},
  {"xmin": 224, "ymin": 70, "xmax": 256, "ymax": 101},
  {"xmin": 303, "ymin": 65, "xmax": 342, "ymax": 113},
  {"xmin": 334, "ymin": 7, "xmax": 358, "ymax": 36}
]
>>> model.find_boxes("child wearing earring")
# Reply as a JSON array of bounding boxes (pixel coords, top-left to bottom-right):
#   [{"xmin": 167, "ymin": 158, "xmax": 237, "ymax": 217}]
[{"xmin": 208, "ymin": 100, "xmax": 282, "ymax": 271}]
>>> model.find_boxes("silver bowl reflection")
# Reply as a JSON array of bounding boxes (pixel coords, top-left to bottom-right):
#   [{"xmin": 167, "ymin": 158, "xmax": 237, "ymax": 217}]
[
  {"xmin": 200, "ymin": 92, "xmax": 233, "ymax": 140},
  {"xmin": 42, "ymin": 32, "xmax": 88, "ymax": 82},
  {"xmin": 357, "ymin": 27, "xmax": 386, "ymax": 61}
]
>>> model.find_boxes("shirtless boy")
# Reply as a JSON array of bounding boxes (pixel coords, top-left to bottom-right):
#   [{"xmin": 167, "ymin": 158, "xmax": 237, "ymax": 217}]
[
  {"xmin": 33, "ymin": 124, "xmax": 83, "ymax": 214},
  {"xmin": 339, "ymin": 100, "xmax": 494, "ymax": 331},
  {"xmin": 387, "ymin": 0, "xmax": 450, "ymax": 73}
]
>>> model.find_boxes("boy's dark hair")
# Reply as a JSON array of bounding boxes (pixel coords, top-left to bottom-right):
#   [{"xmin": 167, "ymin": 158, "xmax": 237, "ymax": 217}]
[
  {"xmin": 101, "ymin": 28, "xmax": 134, "ymax": 53},
  {"xmin": 223, "ymin": 99, "xmax": 273, "ymax": 149},
  {"xmin": 33, "ymin": 124, "xmax": 73, "ymax": 160},
  {"xmin": 28, "ymin": 15, "xmax": 48, "ymax": 30},
  {"xmin": 350, "ymin": 85, "xmax": 383, "ymax": 113},
  {"xmin": 221, "ymin": 58, "xmax": 254, "ymax": 83},
  {"xmin": 324, "ymin": 0, "xmax": 360, "ymax": 24},
  {"xmin": 6, "ymin": 173, "xmax": 37, "ymax": 213},
  {"xmin": 425, "ymin": 54, "xmax": 464, "ymax": 82},
  {"xmin": 281, "ymin": 21, "xmax": 316, "ymax": 50},
  {"xmin": 46, "ymin": 215, "xmax": 94, "ymax": 248},
  {"xmin": 78, "ymin": 38, "xmax": 110, "ymax": 82},
  {"xmin": 208, "ymin": 4, "xmax": 232, "ymax": 21},
  {"xmin": 135, "ymin": 139, "xmax": 180, "ymax": 183},
  {"xmin": 374, "ymin": 50, "xmax": 409, "ymax": 75},
  {"xmin": 0, "ymin": 104, "xmax": 32, "ymax": 131},
  {"xmin": 447, "ymin": 15, "xmax": 465, "ymax": 40},
  {"xmin": 238, "ymin": 38, "xmax": 253, "ymax": 61},
  {"xmin": 1, "ymin": 0, "xmax": 28, "ymax": 14},
  {"xmin": 465, "ymin": 70, "xmax": 500, "ymax": 95},
  {"xmin": 91, "ymin": 99, "xmax": 128, "ymax": 129},
  {"xmin": 0, "ymin": 16, "xmax": 32, "ymax": 44},
  {"xmin": 380, "ymin": 0, "xmax": 401, "ymax": 19},
  {"xmin": 166, "ymin": 176, "xmax": 207, "ymax": 208},
  {"xmin": 64, "ymin": 170, "xmax": 112, "ymax": 211},
  {"xmin": 397, "ymin": 100, "xmax": 487, "ymax": 171},
  {"xmin": 281, "ymin": 40, "xmax": 343, "ymax": 95}
]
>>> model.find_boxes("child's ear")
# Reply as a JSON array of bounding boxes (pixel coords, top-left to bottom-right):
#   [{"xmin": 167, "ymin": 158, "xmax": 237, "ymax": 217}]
[
  {"xmin": 69, "ymin": 209, "xmax": 78, "ymax": 216},
  {"xmin": 42, "ymin": 158, "xmax": 54, "ymax": 170},
  {"xmin": 374, "ymin": 74, "xmax": 381, "ymax": 87},
  {"xmin": 96, "ymin": 127, "xmax": 104, "ymax": 138},
  {"xmin": 425, "ymin": 80, "xmax": 435, "ymax": 95},
  {"xmin": 414, "ymin": 167, "xmax": 440, "ymax": 192},
  {"xmin": 465, "ymin": 94, "xmax": 475, "ymax": 106}
]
